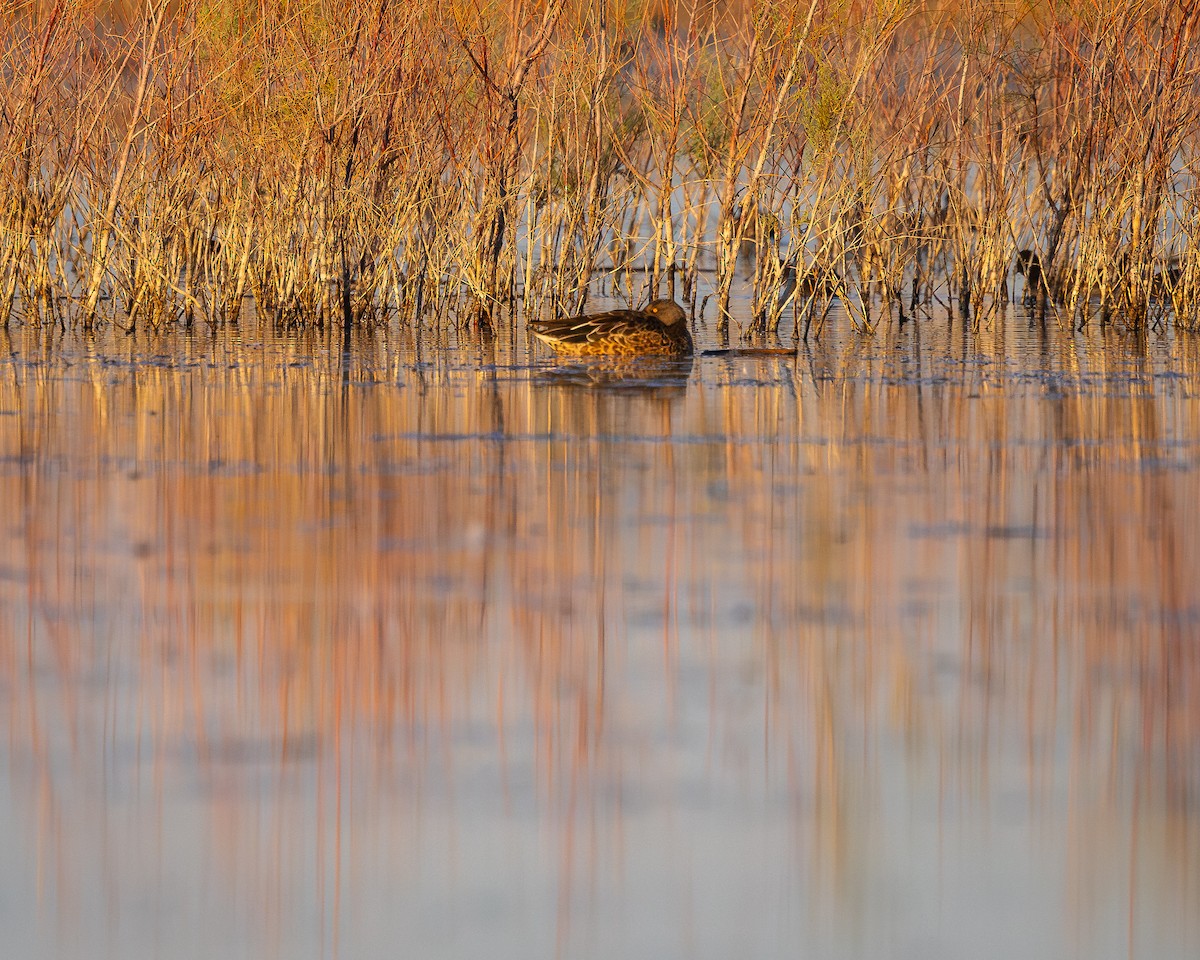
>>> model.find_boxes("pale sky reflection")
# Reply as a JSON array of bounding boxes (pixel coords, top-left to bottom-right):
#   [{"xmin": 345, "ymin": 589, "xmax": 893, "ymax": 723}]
[{"xmin": 0, "ymin": 318, "xmax": 1197, "ymax": 959}]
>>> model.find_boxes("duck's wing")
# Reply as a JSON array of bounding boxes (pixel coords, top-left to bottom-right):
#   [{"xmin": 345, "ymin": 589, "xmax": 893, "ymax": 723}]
[{"xmin": 529, "ymin": 309, "xmax": 652, "ymax": 346}]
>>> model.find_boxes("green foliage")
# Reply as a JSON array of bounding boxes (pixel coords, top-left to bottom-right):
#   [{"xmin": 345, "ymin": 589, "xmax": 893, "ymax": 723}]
[
  {"xmin": 800, "ymin": 59, "xmax": 848, "ymax": 161},
  {"xmin": 682, "ymin": 47, "xmax": 737, "ymax": 175}
]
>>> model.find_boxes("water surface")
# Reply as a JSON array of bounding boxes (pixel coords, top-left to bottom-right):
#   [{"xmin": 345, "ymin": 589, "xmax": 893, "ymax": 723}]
[{"xmin": 1, "ymin": 311, "xmax": 1199, "ymax": 960}]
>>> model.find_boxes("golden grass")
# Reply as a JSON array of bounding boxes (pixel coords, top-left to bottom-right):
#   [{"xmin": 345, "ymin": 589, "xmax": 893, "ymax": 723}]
[{"xmin": 1, "ymin": 0, "xmax": 1199, "ymax": 335}]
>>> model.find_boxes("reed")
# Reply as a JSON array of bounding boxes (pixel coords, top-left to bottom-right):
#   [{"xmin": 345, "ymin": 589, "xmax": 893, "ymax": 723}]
[{"xmin": 2, "ymin": 0, "xmax": 1199, "ymax": 337}]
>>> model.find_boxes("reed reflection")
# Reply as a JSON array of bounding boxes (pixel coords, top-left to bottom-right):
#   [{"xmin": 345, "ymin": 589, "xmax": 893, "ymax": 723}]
[{"xmin": 0, "ymin": 321, "xmax": 1197, "ymax": 959}]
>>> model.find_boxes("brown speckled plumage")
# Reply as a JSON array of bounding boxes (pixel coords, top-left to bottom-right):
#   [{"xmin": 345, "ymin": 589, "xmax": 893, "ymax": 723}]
[{"xmin": 529, "ymin": 299, "xmax": 693, "ymax": 357}]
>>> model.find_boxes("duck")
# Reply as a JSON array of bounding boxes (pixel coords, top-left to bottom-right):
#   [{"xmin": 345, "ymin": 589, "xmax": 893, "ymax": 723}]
[
  {"xmin": 1014, "ymin": 248, "xmax": 1044, "ymax": 304},
  {"xmin": 777, "ymin": 252, "xmax": 835, "ymax": 308},
  {"xmin": 529, "ymin": 299, "xmax": 693, "ymax": 357}
]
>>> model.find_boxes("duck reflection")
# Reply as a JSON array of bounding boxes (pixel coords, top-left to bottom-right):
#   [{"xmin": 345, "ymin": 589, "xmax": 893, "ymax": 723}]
[{"xmin": 531, "ymin": 354, "xmax": 694, "ymax": 396}]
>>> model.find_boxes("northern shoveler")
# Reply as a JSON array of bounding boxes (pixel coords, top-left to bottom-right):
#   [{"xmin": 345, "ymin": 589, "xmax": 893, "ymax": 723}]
[{"xmin": 529, "ymin": 299, "xmax": 693, "ymax": 357}]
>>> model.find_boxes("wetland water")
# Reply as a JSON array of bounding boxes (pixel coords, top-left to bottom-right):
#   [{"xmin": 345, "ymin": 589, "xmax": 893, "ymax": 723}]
[{"xmin": 1, "ymin": 309, "xmax": 1199, "ymax": 960}]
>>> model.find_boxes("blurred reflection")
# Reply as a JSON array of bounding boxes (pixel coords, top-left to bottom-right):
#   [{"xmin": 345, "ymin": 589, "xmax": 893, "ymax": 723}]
[
  {"xmin": 0, "ymin": 319, "xmax": 1197, "ymax": 959},
  {"xmin": 532, "ymin": 355, "xmax": 694, "ymax": 395}
]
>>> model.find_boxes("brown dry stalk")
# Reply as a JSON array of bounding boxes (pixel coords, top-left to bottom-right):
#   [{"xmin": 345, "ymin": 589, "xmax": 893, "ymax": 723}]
[{"xmin": 0, "ymin": 0, "xmax": 1197, "ymax": 338}]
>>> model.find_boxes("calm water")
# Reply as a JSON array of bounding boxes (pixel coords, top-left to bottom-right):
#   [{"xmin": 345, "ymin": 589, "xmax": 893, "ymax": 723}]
[{"xmin": 1, "ymin": 309, "xmax": 1199, "ymax": 960}]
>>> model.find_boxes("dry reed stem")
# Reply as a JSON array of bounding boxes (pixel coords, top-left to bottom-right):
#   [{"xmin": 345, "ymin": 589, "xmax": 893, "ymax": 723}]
[{"xmin": 0, "ymin": 1, "xmax": 1198, "ymax": 337}]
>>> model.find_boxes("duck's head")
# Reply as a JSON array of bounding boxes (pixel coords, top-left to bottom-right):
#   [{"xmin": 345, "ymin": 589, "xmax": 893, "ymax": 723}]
[
  {"xmin": 1014, "ymin": 248, "xmax": 1041, "ymax": 276},
  {"xmin": 643, "ymin": 299, "xmax": 687, "ymax": 326}
]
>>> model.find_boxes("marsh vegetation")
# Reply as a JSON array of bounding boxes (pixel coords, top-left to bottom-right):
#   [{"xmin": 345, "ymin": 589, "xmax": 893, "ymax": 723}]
[
  {"xmin": 4, "ymin": 5, "xmax": 1199, "ymax": 957},
  {"xmin": 2, "ymin": 0, "xmax": 1200, "ymax": 340}
]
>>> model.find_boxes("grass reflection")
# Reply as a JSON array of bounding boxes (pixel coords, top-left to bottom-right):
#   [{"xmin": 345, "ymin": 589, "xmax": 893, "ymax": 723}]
[{"xmin": 0, "ymin": 319, "xmax": 1198, "ymax": 958}]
